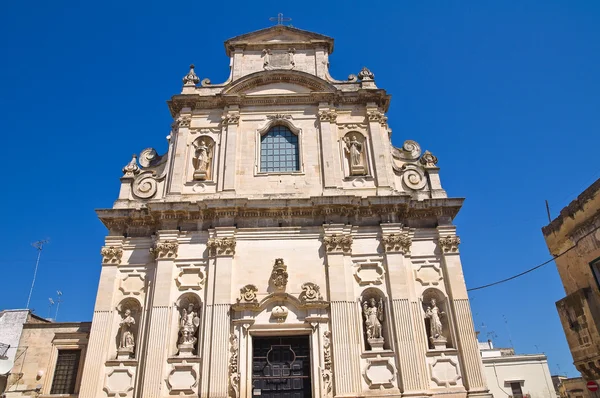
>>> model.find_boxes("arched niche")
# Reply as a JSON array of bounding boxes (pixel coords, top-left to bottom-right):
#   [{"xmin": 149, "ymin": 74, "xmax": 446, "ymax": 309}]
[
  {"xmin": 175, "ymin": 293, "xmax": 203, "ymax": 357},
  {"xmin": 114, "ymin": 297, "xmax": 142, "ymax": 359},
  {"xmin": 421, "ymin": 288, "xmax": 454, "ymax": 350},
  {"xmin": 190, "ymin": 135, "xmax": 216, "ymax": 182},
  {"xmin": 342, "ymin": 131, "xmax": 368, "ymax": 177},
  {"xmin": 359, "ymin": 288, "xmax": 391, "ymax": 351}
]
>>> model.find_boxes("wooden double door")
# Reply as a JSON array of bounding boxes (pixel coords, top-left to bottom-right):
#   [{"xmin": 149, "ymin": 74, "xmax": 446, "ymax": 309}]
[{"xmin": 252, "ymin": 336, "xmax": 312, "ymax": 398}]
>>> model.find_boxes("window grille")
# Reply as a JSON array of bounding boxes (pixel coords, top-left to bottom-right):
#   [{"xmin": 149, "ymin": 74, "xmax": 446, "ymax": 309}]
[
  {"xmin": 510, "ymin": 382, "xmax": 524, "ymax": 398},
  {"xmin": 50, "ymin": 350, "xmax": 81, "ymax": 395},
  {"xmin": 260, "ymin": 125, "xmax": 299, "ymax": 173}
]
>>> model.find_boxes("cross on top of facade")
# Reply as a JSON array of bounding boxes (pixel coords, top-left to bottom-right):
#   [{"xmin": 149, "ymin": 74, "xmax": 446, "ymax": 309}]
[{"xmin": 269, "ymin": 13, "xmax": 291, "ymax": 25}]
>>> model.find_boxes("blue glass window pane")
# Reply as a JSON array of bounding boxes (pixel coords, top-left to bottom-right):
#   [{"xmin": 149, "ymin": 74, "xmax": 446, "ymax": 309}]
[{"xmin": 260, "ymin": 125, "xmax": 299, "ymax": 172}]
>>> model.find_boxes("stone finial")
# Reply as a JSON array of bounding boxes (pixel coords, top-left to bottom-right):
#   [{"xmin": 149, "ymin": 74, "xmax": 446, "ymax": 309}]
[
  {"xmin": 182, "ymin": 64, "xmax": 200, "ymax": 87},
  {"xmin": 122, "ymin": 154, "xmax": 140, "ymax": 177},
  {"xmin": 420, "ymin": 150, "xmax": 439, "ymax": 168},
  {"xmin": 358, "ymin": 67, "xmax": 374, "ymax": 81}
]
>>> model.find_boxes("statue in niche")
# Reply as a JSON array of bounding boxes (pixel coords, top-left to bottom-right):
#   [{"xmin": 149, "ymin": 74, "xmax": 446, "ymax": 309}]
[
  {"xmin": 193, "ymin": 138, "xmax": 213, "ymax": 181},
  {"xmin": 362, "ymin": 297, "xmax": 385, "ymax": 350},
  {"xmin": 178, "ymin": 303, "xmax": 200, "ymax": 356},
  {"xmin": 117, "ymin": 309, "xmax": 135, "ymax": 358},
  {"xmin": 424, "ymin": 298, "xmax": 447, "ymax": 349},
  {"xmin": 343, "ymin": 134, "xmax": 366, "ymax": 176}
]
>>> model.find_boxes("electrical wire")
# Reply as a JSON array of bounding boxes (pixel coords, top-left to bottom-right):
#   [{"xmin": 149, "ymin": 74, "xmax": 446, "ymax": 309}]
[{"xmin": 467, "ymin": 226, "xmax": 599, "ymax": 292}]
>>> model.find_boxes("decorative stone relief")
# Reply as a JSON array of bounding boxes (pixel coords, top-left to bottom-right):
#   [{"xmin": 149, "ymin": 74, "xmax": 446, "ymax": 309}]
[
  {"xmin": 266, "ymin": 114, "xmax": 292, "ymax": 121},
  {"xmin": 229, "ymin": 333, "xmax": 240, "ymax": 398},
  {"xmin": 121, "ymin": 155, "xmax": 140, "ymax": 178},
  {"xmin": 413, "ymin": 258, "xmax": 443, "ymax": 286},
  {"xmin": 392, "ymin": 140, "xmax": 421, "ymax": 161},
  {"xmin": 299, "ymin": 282, "xmax": 323, "ymax": 302},
  {"xmin": 207, "ymin": 237, "xmax": 236, "ymax": 256},
  {"xmin": 175, "ymin": 265, "xmax": 206, "ymax": 291},
  {"xmin": 338, "ymin": 123, "xmax": 368, "ymax": 130},
  {"xmin": 119, "ymin": 273, "xmax": 145, "ymax": 296},
  {"xmin": 343, "ymin": 133, "xmax": 367, "ymax": 176},
  {"xmin": 150, "ymin": 240, "xmax": 178, "ymax": 259},
  {"xmin": 262, "ymin": 48, "xmax": 296, "ymax": 70},
  {"xmin": 182, "ymin": 64, "xmax": 200, "ymax": 87},
  {"xmin": 364, "ymin": 357, "xmax": 395, "ymax": 389},
  {"xmin": 323, "ymin": 234, "xmax": 353, "ymax": 253},
  {"xmin": 353, "ymin": 260, "xmax": 385, "ymax": 286},
  {"xmin": 362, "ymin": 298, "xmax": 385, "ymax": 350},
  {"xmin": 271, "ymin": 305, "xmax": 288, "ymax": 323},
  {"xmin": 221, "ymin": 113, "xmax": 240, "ymax": 125},
  {"xmin": 420, "ymin": 150, "xmax": 438, "ymax": 168},
  {"xmin": 192, "ymin": 137, "xmax": 214, "ymax": 181},
  {"xmin": 429, "ymin": 354, "xmax": 461, "ymax": 387},
  {"xmin": 101, "ymin": 246, "xmax": 123, "ymax": 264},
  {"xmin": 178, "ymin": 303, "xmax": 200, "ymax": 357},
  {"xmin": 103, "ymin": 364, "xmax": 134, "ymax": 397},
  {"xmin": 322, "ymin": 331, "xmax": 332, "ymax": 396},
  {"xmin": 132, "ymin": 173, "xmax": 158, "ymax": 199},
  {"xmin": 269, "ymin": 258, "xmax": 288, "ymax": 292},
  {"xmin": 174, "ymin": 115, "xmax": 191, "ymax": 129},
  {"xmin": 166, "ymin": 362, "xmax": 198, "ymax": 395},
  {"xmin": 237, "ymin": 284, "xmax": 258, "ymax": 304},
  {"xmin": 318, "ymin": 110, "xmax": 337, "ymax": 123},
  {"xmin": 438, "ymin": 236, "xmax": 460, "ymax": 253},
  {"xmin": 357, "ymin": 67, "xmax": 374, "ymax": 81},
  {"xmin": 381, "ymin": 233, "xmax": 411, "ymax": 254},
  {"xmin": 401, "ymin": 164, "xmax": 427, "ymax": 191},
  {"xmin": 366, "ymin": 110, "xmax": 388, "ymax": 125}
]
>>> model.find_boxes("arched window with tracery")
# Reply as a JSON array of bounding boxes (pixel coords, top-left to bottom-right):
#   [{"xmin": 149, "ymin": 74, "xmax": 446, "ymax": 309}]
[{"xmin": 260, "ymin": 125, "xmax": 299, "ymax": 173}]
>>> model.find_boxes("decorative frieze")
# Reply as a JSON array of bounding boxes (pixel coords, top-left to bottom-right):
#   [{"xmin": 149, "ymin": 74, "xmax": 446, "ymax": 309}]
[
  {"xmin": 150, "ymin": 240, "xmax": 179, "ymax": 259},
  {"xmin": 323, "ymin": 234, "xmax": 353, "ymax": 253},
  {"xmin": 322, "ymin": 331, "xmax": 332, "ymax": 396},
  {"xmin": 318, "ymin": 110, "xmax": 337, "ymax": 123},
  {"xmin": 229, "ymin": 333, "xmax": 240, "ymax": 398},
  {"xmin": 438, "ymin": 236, "xmax": 461, "ymax": 253},
  {"xmin": 300, "ymin": 282, "xmax": 323, "ymax": 303},
  {"xmin": 207, "ymin": 237, "xmax": 236, "ymax": 256},
  {"xmin": 101, "ymin": 246, "xmax": 123, "ymax": 264},
  {"xmin": 381, "ymin": 233, "xmax": 411, "ymax": 254},
  {"xmin": 266, "ymin": 114, "xmax": 292, "ymax": 121}
]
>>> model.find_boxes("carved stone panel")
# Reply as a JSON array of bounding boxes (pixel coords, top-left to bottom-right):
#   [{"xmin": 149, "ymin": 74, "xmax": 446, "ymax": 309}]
[
  {"xmin": 103, "ymin": 365, "xmax": 134, "ymax": 397},
  {"xmin": 413, "ymin": 258, "xmax": 443, "ymax": 286},
  {"xmin": 428, "ymin": 354, "xmax": 462, "ymax": 388},
  {"xmin": 175, "ymin": 264, "xmax": 206, "ymax": 291},
  {"xmin": 119, "ymin": 273, "xmax": 145, "ymax": 296},
  {"xmin": 167, "ymin": 362, "xmax": 198, "ymax": 395},
  {"xmin": 353, "ymin": 259, "xmax": 385, "ymax": 286},
  {"xmin": 364, "ymin": 357, "xmax": 395, "ymax": 389}
]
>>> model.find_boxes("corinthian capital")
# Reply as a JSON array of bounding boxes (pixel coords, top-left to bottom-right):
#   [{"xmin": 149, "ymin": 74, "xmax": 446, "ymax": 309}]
[
  {"xmin": 150, "ymin": 240, "xmax": 179, "ymax": 259},
  {"xmin": 101, "ymin": 246, "xmax": 123, "ymax": 264},
  {"xmin": 381, "ymin": 233, "xmax": 411, "ymax": 254},
  {"xmin": 438, "ymin": 236, "xmax": 460, "ymax": 253},
  {"xmin": 207, "ymin": 237, "xmax": 236, "ymax": 256},
  {"xmin": 323, "ymin": 234, "xmax": 353, "ymax": 253}
]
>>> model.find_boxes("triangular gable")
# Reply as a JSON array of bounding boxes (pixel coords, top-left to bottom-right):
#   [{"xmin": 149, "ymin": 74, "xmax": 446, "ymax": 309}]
[{"xmin": 224, "ymin": 25, "xmax": 334, "ymax": 56}]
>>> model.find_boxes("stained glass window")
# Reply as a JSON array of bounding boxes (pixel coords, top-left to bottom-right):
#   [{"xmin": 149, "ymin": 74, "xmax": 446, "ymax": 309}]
[{"xmin": 260, "ymin": 125, "xmax": 299, "ymax": 173}]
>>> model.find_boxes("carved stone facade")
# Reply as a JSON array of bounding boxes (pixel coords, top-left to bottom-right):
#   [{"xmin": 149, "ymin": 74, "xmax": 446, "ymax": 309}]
[{"xmin": 78, "ymin": 25, "xmax": 491, "ymax": 398}]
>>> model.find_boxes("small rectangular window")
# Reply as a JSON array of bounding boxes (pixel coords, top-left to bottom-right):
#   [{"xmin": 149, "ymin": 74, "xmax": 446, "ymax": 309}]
[
  {"xmin": 510, "ymin": 382, "xmax": 523, "ymax": 398},
  {"xmin": 590, "ymin": 257, "xmax": 600, "ymax": 289},
  {"xmin": 51, "ymin": 350, "xmax": 81, "ymax": 394}
]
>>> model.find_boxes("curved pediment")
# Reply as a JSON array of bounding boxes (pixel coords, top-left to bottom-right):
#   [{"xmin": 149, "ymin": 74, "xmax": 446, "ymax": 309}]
[{"xmin": 222, "ymin": 71, "xmax": 337, "ymax": 95}]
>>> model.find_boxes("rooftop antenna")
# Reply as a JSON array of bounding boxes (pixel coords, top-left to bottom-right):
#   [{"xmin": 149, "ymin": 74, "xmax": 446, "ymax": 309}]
[
  {"xmin": 55, "ymin": 291, "xmax": 62, "ymax": 321},
  {"xmin": 47, "ymin": 298, "xmax": 55, "ymax": 319},
  {"xmin": 502, "ymin": 314, "xmax": 515, "ymax": 349},
  {"xmin": 26, "ymin": 239, "xmax": 49, "ymax": 309}
]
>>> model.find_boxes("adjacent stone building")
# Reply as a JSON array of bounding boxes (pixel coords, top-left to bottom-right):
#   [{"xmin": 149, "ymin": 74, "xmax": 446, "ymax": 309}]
[
  {"xmin": 543, "ymin": 178, "xmax": 600, "ymax": 382},
  {"xmin": 75, "ymin": 25, "xmax": 491, "ymax": 398}
]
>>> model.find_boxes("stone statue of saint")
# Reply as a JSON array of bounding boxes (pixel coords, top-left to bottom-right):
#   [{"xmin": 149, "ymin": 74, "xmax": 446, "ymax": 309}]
[
  {"xmin": 362, "ymin": 298, "xmax": 384, "ymax": 340},
  {"xmin": 425, "ymin": 298, "xmax": 445, "ymax": 341},
  {"xmin": 193, "ymin": 139, "xmax": 212, "ymax": 180},
  {"xmin": 118, "ymin": 309, "xmax": 135, "ymax": 351},
  {"xmin": 179, "ymin": 303, "xmax": 200, "ymax": 346},
  {"xmin": 343, "ymin": 134, "xmax": 366, "ymax": 175}
]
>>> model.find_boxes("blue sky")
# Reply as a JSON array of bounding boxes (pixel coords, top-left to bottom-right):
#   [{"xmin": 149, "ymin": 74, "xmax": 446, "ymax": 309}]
[{"xmin": 1, "ymin": 0, "xmax": 599, "ymax": 377}]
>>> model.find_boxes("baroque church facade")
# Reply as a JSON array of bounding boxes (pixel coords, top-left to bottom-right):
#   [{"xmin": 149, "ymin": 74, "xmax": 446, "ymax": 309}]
[{"xmin": 79, "ymin": 26, "xmax": 491, "ymax": 398}]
